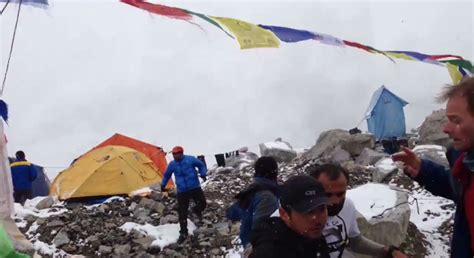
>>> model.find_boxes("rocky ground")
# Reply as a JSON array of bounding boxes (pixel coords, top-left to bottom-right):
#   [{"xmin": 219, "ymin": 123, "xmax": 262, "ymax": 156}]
[{"xmin": 14, "ymin": 157, "xmax": 452, "ymax": 257}]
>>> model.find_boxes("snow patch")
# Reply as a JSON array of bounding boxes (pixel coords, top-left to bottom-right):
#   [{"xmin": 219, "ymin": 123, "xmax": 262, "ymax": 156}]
[
  {"xmin": 120, "ymin": 220, "xmax": 197, "ymax": 249},
  {"xmin": 14, "ymin": 203, "xmax": 67, "ymax": 219},
  {"xmin": 347, "ymin": 183, "xmax": 397, "ymax": 219},
  {"xmin": 263, "ymin": 141, "xmax": 292, "ymax": 151},
  {"xmin": 376, "ymin": 157, "xmax": 397, "ymax": 172}
]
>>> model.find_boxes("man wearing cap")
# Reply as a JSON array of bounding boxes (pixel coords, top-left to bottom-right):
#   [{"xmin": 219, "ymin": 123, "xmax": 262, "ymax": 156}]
[
  {"xmin": 250, "ymin": 175, "xmax": 330, "ymax": 258},
  {"xmin": 226, "ymin": 156, "xmax": 281, "ymax": 257},
  {"xmin": 309, "ymin": 164, "xmax": 407, "ymax": 258},
  {"xmin": 160, "ymin": 146, "xmax": 207, "ymax": 243}
]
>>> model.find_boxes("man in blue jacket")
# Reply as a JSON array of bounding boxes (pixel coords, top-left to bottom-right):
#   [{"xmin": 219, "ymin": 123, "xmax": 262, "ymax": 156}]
[
  {"xmin": 393, "ymin": 77, "xmax": 474, "ymax": 257},
  {"xmin": 10, "ymin": 151, "xmax": 37, "ymax": 205},
  {"xmin": 160, "ymin": 146, "xmax": 207, "ymax": 244},
  {"xmin": 226, "ymin": 156, "xmax": 280, "ymax": 257}
]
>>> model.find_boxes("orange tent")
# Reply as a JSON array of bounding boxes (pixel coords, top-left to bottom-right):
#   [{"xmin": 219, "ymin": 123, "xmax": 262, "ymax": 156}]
[{"xmin": 90, "ymin": 133, "xmax": 174, "ymax": 189}]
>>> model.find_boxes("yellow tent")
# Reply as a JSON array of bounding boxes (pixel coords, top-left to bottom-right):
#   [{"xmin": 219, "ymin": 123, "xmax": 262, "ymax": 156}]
[{"xmin": 50, "ymin": 146, "xmax": 162, "ymax": 200}]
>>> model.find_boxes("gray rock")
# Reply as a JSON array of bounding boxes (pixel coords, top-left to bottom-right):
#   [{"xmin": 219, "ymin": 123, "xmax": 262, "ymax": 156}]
[
  {"xmin": 114, "ymin": 244, "xmax": 131, "ymax": 255},
  {"xmin": 36, "ymin": 218, "xmax": 46, "ymax": 226},
  {"xmin": 194, "ymin": 227, "xmax": 216, "ymax": 236},
  {"xmin": 46, "ymin": 220, "xmax": 64, "ymax": 228},
  {"xmin": 355, "ymin": 185, "xmax": 410, "ymax": 248},
  {"xmin": 86, "ymin": 235, "xmax": 99, "ymax": 243},
  {"xmin": 340, "ymin": 133, "xmax": 375, "ymax": 157},
  {"xmin": 159, "ymin": 214, "xmax": 179, "ymax": 224},
  {"xmin": 301, "ymin": 129, "xmax": 375, "ymax": 161},
  {"xmin": 35, "ymin": 196, "xmax": 55, "ymax": 210},
  {"xmin": 138, "ymin": 198, "xmax": 156, "ymax": 210},
  {"xmin": 214, "ymin": 222, "xmax": 230, "ymax": 237},
  {"xmin": 199, "ymin": 241, "xmax": 212, "ymax": 247},
  {"xmin": 24, "ymin": 214, "xmax": 37, "ymax": 224},
  {"xmin": 150, "ymin": 192, "xmax": 163, "ymax": 202},
  {"xmin": 52, "ymin": 229, "xmax": 70, "ymax": 247},
  {"xmin": 356, "ymin": 148, "xmax": 387, "ymax": 166},
  {"xmin": 132, "ymin": 237, "xmax": 154, "ymax": 249},
  {"xmin": 330, "ymin": 146, "xmax": 351, "ymax": 163},
  {"xmin": 151, "ymin": 202, "xmax": 165, "ymax": 215},
  {"xmin": 419, "ymin": 109, "xmax": 452, "ymax": 148},
  {"xmin": 99, "ymin": 245, "xmax": 113, "ymax": 254},
  {"xmin": 373, "ymin": 158, "xmax": 399, "ymax": 183},
  {"xmin": 259, "ymin": 140, "xmax": 297, "ymax": 163}
]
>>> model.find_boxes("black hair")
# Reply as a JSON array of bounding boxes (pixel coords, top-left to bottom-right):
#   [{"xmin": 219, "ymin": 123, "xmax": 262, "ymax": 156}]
[
  {"xmin": 254, "ymin": 156, "xmax": 278, "ymax": 179},
  {"xmin": 307, "ymin": 163, "xmax": 349, "ymax": 184},
  {"xmin": 15, "ymin": 150, "xmax": 25, "ymax": 160}
]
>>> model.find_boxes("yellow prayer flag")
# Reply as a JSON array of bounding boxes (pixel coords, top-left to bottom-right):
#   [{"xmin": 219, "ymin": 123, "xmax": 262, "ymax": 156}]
[
  {"xmin": 210, "ymin": 16, "xmax": 280, "ymax": 49},
  {"xmin": 447, "ymin": 63, "xmax": 463, "ymax": 84},
  {"xmin": 384, "ymin": 52, "xmax": 415, "ymax": 61}
]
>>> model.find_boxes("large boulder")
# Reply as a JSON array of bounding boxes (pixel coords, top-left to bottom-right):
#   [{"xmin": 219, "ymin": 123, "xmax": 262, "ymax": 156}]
[
  {"xmin": 35, "ymin": 196, "xmax": 55, "ymax": 210},
  {"xmin": 259, "ymin": 139, "xmax": 297, "ymax": 163},
  {"xmin": 413, "ymin": 144, "xmax": 449, "ymax": 168},
  {"xmin": 418, "ymin": 109, "xmax": 452, "ymax": 148},
  {"xmin": 301, "ymin": 129, "xmax": 375, "ymax": 162},
  {"xmin": 355, "ymin": 148, "xmax": 387, "ymax": 166},
  {"xmin": 372, "ymin": 157, "xmax": 399, "ymax": 183},
  {"xmin": 349, "ymin": 184, "xmax": 410, "ymax": 254}
]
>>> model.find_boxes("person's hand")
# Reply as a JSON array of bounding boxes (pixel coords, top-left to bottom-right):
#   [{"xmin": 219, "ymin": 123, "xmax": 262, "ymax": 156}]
[
  {"xmin": 384, "ymin": 246, "xmax": 407, "ymax": 258},
  {"xmin": 200, "ymin": 176, "xmax": 207, "ymax": 182},
  {"xmin": 391, "ymin": 146, "xmax": 421, "ymax": 178},
  {"xmin": 391, "ymin": 249, "xmax": 407, "ymax": 258}
]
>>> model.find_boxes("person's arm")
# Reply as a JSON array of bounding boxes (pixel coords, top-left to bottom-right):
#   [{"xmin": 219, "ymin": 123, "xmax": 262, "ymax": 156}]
[
  {"xmin": 192, "ymin": 157, "xmax": 207, "ymax": 177},
  {"xmin": 349, "ymin": 235, "xmax": 386, "ymax": 257},
  {"xmin": 160, "ymin": 163, "xmax": 174, "ymax": 190},
  {"xmin": 226, "ymin": 202, "xmax": 242, "ymax": 221},
  {"xmin": 251, "ymin": 191, "xmax": 279, "ymax": 229},
  {"xmin": 414, "ymin": 159, "xmax": 458, "ymax": 201}
]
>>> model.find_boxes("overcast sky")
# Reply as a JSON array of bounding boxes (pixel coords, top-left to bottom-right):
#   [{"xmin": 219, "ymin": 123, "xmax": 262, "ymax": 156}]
[{"xmin": 1, "ymin": 0, "xmax": 473, "ymax": 178}]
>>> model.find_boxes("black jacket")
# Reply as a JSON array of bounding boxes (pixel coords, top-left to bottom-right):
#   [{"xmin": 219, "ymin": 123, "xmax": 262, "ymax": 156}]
[{"xmin": 250, "ymin": 217, "xmax": 330, "ymax": 258}]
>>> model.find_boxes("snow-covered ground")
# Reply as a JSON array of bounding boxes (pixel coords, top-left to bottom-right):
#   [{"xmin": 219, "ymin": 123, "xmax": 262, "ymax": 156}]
[
  {"xmin": 408, "ymin": 185, "xmax": 454, "ymax": 257},
  {"xmin": 120, "ymin": 220, "xmax": 197, "ymax": 249}
]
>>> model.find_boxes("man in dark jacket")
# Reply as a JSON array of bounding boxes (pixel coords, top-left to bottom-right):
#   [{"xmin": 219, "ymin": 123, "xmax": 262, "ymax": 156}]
[
  {"xmin": 160, "ymin": 146, "xmax": 207, "ymax": 243},
  {"xmin": 250, "ymin": 175, "xmax": 330, "ymax": 258},
  {"xmin": 226, "ymin": 156, "xmax": 280, "ymax": 256},
  {"xmin": 10, "ymin": 151, "xmax": 37, "ymax": 205},
  {"xmin": 392, "ymin": 77, "xmax": 474, "ymax": 257}
]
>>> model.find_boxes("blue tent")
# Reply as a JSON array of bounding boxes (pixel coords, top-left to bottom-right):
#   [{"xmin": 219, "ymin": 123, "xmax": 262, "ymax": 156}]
[{"xmin": 365, "ymin": 86, "xmax": 408, "ymax": 140}]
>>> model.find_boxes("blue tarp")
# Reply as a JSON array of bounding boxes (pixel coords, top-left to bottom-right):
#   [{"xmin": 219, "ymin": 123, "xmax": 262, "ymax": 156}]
[{"xmin": 365, "ymin": 86, "xmax": 408, "ymax": 140}]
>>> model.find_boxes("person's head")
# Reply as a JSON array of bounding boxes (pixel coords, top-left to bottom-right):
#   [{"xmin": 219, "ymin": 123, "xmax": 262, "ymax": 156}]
[
  {"xmin": 254, "ymin": 156, "xmax": 278, "ymax": 181},
  {"xmin": 171, "ymin": 146, "xmax": 184, "ymax": 161},
  {"xmin": 308, "ymin": 164, "xmax": 349, "ymax": 216},
  {"xmin": 279, "ymin": 175, "xmax": 328, "ymax": 239},
  {"xmin": 438, "ymin": 77, "xmax": 474, "ymax": 152},
  {"xmin": 15, "ymin": 150, "xmax": 25, "ymax": 160}
]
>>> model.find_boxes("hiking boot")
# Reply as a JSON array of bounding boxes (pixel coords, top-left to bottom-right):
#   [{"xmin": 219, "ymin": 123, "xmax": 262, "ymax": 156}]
[{"xmin": 177, "ymin": 233, "xmax": 188, "ymax": 244}]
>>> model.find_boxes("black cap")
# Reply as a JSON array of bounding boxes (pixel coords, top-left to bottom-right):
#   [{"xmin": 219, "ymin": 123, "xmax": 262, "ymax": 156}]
[{"xmin": 280, "ymin": 175, "xmax": 328, "ymax": 214}]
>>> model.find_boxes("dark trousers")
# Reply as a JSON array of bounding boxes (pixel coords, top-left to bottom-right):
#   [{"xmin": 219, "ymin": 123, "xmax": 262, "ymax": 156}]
[
  {"xmin": 13, "ymin": 189, "xmax": 32, "ymax": 205},
  {"xmin": 177, "ymin": 187, "xmax": 206, "ymax": 235}
]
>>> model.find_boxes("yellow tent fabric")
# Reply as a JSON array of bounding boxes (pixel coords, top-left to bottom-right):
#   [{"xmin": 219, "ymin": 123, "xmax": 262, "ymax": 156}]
[
  {"xmin": 50, "ymin": 146, "xmax": 162, "ymax": 200},
  {"xmin": 210, "ymin": 16, "xmax": 280, "ymax": 49}
]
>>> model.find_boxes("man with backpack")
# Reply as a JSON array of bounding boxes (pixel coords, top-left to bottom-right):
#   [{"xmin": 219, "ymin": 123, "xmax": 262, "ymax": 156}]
[{"xmin": 226, "ymin": 156, "xmax": 280, "ymax": 257}]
